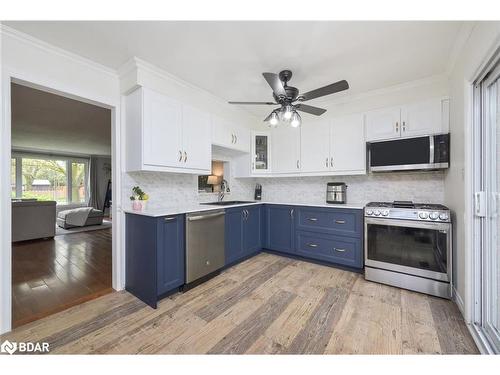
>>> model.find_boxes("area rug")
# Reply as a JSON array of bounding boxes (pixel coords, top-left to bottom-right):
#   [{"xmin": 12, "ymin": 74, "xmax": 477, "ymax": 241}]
[{"xmin": 55, "ymin": 219, "xmax": 112, "ymax": 236}]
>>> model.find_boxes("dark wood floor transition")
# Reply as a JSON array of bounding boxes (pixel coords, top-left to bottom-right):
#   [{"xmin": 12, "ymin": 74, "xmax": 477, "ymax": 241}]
[
  {"xmin": 12, "ymin": 228, "xmax": 113, "ymax": 328},
  {"xmin": 3, "ymin": 252, "xmax": 478, "ymax": 354}
]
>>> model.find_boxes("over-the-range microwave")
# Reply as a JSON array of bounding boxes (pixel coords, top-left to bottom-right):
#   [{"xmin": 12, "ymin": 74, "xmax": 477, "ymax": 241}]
[{"xmin": 368, "ymin": 133, "xmax": 450, "ymax": 172}]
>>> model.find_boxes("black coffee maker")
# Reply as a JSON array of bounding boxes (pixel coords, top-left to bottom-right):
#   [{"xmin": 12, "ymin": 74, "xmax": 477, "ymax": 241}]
[{"xmin": 254, "ymin": 184, "xmax": 262, "ymax": 200}]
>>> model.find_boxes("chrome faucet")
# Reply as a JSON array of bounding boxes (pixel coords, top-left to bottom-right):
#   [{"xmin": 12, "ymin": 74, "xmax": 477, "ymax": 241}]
[{"xmin": 219, "ymin": 179, "xmax": 230, "ymax": 201}]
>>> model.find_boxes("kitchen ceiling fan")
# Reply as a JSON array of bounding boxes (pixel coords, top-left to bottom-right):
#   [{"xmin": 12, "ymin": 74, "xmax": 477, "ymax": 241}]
[{"xmin": 228, "ymin": 70, "xmax": 349, "ymax": 127}]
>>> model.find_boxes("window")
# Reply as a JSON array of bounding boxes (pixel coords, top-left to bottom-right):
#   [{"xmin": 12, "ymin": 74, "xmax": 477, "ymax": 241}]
[
  {"xmin": 11, "ymin": 153, "xmax": 89, "ymax": 205},
  {"xmin": 198, "ymin": 160, "xmax": 224, "ymax": 193}
]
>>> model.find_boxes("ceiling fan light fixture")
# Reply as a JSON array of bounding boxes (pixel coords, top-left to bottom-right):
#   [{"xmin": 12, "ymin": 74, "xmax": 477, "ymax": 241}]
[
  {"xmin": 268, "ymin": 111, "xmax": 279, "ymax": 127},
  {"xmin": 290, "ymin": 111, "xmax": 301, "ymax": 128},
  {"xmin": 283, "ymin": 104, "xmax": 293, "ymax": 120}
]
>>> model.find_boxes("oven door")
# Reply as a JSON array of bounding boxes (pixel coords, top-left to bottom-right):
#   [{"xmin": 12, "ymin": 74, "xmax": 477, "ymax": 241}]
[{"xmin": 365, "ymin": 217, "xmax": 451, "ymax": 282}]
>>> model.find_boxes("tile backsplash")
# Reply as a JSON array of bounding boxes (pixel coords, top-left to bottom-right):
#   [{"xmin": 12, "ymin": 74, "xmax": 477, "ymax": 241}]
[
  {"xmin": 256, "ymin": 171, "xmax": 445, "ymax": 205},
  {"xmin": 122, "ymin": 169, "xmax": 445, "ymax": 210}
]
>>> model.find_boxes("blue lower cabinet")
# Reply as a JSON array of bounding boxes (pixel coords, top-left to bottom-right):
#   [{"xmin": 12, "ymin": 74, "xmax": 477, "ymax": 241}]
[
  {"xmin": 295, "ymin": 230, "xmax": 362, "ymax": 269},
  {"xmin": 126, "ymin": 213, "xmax": 185, "ymax": 308},
  {"xmin": 264, "ymin": 205, "xmax": 295, "ymax": 254},
  {"xmin": 225, "ymin": 208, "xmax": 244, "ymax": 264},
  {"xmin": 225, "ymin": 206, "xmax": 261, "ymax": 265}
]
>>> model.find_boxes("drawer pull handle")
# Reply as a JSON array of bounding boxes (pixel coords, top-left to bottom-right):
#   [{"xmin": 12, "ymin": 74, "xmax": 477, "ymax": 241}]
[
  {"xmin": 308, "ymin": 218, "xmax": 318, "ymax": 222},
  {"xmin": 164, "ymin": 217, "xmax": 176, "ymax": 222},
  {"xmin": 335, "ymin": 220, "xmax": 346, "ymax": 224},
  {"xmin": 334, "ymin": 248, "xmax": 346, "ymax": 252},
  {"xmin": 307, "ymin": 243, "xmax": 318, "ymax": 248}
]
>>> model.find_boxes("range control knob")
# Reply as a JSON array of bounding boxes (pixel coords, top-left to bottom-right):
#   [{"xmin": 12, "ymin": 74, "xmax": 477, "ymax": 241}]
[
  {"xmin": 382, "ymin": 210, "xmax": 389, "ymax": 216},
  {"xmin": 419, "ymin": 212, "xmax": 429, "ymax": 219},
  {"xmin": 439, "ymin": 213, "xmax": 449, "ymax": 221},
  {"xmin": 429, "ymin": 212, "xmax": 439, "ymax": 220},
  {"xmin": 373, "ymin": 210, "xmax": 381, "ymax": 216},
  {"xmin": 366, "ymin": 209, "xmax": 373, "ymax": 216}
]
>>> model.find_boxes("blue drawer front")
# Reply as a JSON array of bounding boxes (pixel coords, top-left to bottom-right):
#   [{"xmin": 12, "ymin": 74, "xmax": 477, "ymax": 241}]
[
  {"xmin": 296, "ymin": 207, "xmax": 362, "ymax": 238},
  {"xmin": 295, "ymin": 230, "xmax": 363, "ymax": 268}
]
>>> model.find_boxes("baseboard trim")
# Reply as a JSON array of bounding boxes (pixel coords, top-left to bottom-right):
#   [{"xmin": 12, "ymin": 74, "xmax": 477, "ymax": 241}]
[{"xmin": 452, "ymin": 285, "xmax": 466, "ymax": 317}]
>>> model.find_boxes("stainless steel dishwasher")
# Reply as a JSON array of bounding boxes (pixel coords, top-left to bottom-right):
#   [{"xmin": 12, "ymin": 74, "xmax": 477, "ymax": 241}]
[{"xmin": 185, "ymin": 210, "xmax": 225, "ymax": 285}]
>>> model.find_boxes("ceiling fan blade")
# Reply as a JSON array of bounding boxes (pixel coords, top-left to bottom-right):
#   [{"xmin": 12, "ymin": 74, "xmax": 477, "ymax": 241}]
[
  {"xmin": 295, "ymin": 104, "xmax": 327, "ymax": 116},
  {"xmin": 263, "ymin": 112, "xmax": 273, "ymax": 122},
  {"xmin": 300, "ymin": 80, "xmax": 349, "ymax": 101},
  {"xmin": 228, "ymin": 101, "xmax": 277, "ymax": 105},
  {"xmin": 262, "ymin": 72, "xmax": 287, "ymax": 97}
]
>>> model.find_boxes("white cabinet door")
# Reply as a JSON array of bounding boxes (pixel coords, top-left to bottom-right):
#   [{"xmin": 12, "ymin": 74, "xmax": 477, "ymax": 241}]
[
  {"xmin": 365, "ymin": 106, "xmax": 401, "ymax": 141},
  {"xmin": 300, "ymin": 119, "xmax": 331, "ymax": 173},
  {"xmin": 400, "ymin": 98, "xmax": 444, "ymax": 137},
  {"xmin": 330, "ymin": 114, "xmax": 366, "ymax": 173},
  {"xmin": 211, "ymin": 115, "xmax": 232, "ymax": 148},
  {"xmin": 232, "ymin": 125, "xmax": 250, "ymax": 152},
  {"xmin": 142, "ymin": 87, "xmax": 183, "ymax": 168},
  {"xmin": 271, "ymin": 126, "xmax": 301, "ymax": 173},
  {"xmin": 182, "ymin": 104, "xmax": 211, "ymax": 171}
]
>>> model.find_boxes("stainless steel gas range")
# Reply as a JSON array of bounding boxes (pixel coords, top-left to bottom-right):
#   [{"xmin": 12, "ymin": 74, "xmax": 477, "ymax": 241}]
[{"xmin": 364, "ymin": 201, "xmax": 452, "ymax": 299}]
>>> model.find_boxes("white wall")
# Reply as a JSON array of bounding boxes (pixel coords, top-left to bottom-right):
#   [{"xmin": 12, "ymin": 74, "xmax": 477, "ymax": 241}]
[
  {"xmin": 445, "ymin": 22, "xmax": 500, "ymax": 320},
  {"xmin": 0, "ymin": 25, "xmax": 121, "ymax": 334}
]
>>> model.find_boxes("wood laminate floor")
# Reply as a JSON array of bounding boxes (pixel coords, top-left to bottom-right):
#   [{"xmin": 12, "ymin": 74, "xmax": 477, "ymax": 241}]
[
  {"xmin": 2, "ymin": 253, "xmax": 478, "ymax": 354},
  {"xmin": 11, "ymin": 229, "xmax": 113, "ymax": 328}
]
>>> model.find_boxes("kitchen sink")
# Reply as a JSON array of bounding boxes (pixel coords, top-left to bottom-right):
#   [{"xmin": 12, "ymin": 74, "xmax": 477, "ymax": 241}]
[{"xmin": 201, "ymin": 200, "xmax": 256, "ymax": 206}]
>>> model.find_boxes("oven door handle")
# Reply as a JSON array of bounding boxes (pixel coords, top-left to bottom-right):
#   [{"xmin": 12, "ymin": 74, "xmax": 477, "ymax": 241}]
[{"xmin": 365, "ymin": 217, "xmax": 451, "ymax": 231}]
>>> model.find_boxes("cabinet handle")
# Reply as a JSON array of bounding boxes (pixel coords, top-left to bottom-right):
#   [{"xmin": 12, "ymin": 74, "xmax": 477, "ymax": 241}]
[
  {"xmin": 183, "ymin": 151, "xmax": 187, "ymax": 163},
  {"xmin": 246, "ymin": 209, "xmax": 249, "ymax": 218},
  {"xmin": 402, "ymin": 121, "xmax": 406, "ymax": 132},
  {"xmin": 330, "ymin": 157, "xmax": 333, "ymax": 168},
  {"xmin": 235, "ymin": 134, "xmax": 238, "ymax": 144},
  {"xmin": 335, "ymin": 220, "xmax": 346, "ymax": 224},
  {"xmin": 290, "ymin": 208, "xmax": 294, "ymax": 219},
  {"xmin": 164, "ymin": 217, "xmax": 176, "ymax": 222},
  {"xmin": 307, "ymin": 243, "xmax": 318, "ymax": 248},
  {"xmin": 308, "ymin": 218, "xmax": 318, "ymax": 222},
  {"xmin": 296, "ymin": 160, "xmax": 300, "ymax": 169},
  {"xmin": 326, "ymin": 157, "xmax": 329, "ymax": 167},
  {"xmin": 396, "ymin": 122, "xmax": 399, "ymax": 133},
  {"xmin": 334, "ymin": 248, "xmax": 346, "ymax": 252},
  {"xmin": 242, "ymin": 210, "xmax": 247, "ymax": 220},
  {"xmin": 178, "ymin": 150, "xmax": 183, "ymax": 162}
]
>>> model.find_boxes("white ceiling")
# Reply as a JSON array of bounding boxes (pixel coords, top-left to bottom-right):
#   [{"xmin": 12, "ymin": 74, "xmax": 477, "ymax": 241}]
[
  {"xmin": 11, "ymin": 83, "xmax": 112, "ymax": 156},
  {"xmin": 5, "ymin": 21, "xmax": 463, "ymax": 118}
]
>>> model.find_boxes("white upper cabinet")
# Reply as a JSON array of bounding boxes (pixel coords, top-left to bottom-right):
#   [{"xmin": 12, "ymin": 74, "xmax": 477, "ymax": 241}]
[
  {"xmin": 300, "ymin": 120, "xmax": 331, "ymax": 173},
  {"xmin": 400, "ymin": 98, "xmax": 447, "ymax": 137},
  {"xmin": 125, "ymin": 86, "xmax": 211, "ymax": 174},
  {"xmin": 272, "ymin": 126, "xmax": 301, "ymax": 173},
  {"xmin": 142, "ymin": 87, "xmax": 183, "ymax": 168},
  {"xmin": 330, "ymin": 114, "xmax": 366, "ymax": 173},
  {"xmin": 364, "ymin": 106, "xmax": 401, "ymax": 141},
  {"xmin": 182, "ymin": 104, "xmax": 211, "ymax": 171},
  {"xmin": 251, "ymin": 131, "xmax": 271, "ymax": 174},
  {"xmin": 211, "ymin": 115, "xmax": 250, "ymax": 152},
  {"xmin": 365, "ymin": 97, "xmax": 449, "ymax": 142}
]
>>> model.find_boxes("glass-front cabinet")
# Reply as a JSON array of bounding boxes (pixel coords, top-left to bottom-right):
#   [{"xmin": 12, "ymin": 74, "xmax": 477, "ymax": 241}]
[{"xmin": 252, "ymin": 132, "xmax": 271, "ymax": 174}]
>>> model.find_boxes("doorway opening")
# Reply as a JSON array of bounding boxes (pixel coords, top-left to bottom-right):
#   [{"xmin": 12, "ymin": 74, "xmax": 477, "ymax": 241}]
[{"xmin": 10, "ymin": 82, "xmax": 113, "ymax": 328}]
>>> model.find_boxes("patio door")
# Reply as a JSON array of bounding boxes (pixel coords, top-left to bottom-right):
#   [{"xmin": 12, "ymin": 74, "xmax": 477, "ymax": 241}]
[{"xmin": 473, "ymin": 59, "xmax": 500, "ymax": 353}]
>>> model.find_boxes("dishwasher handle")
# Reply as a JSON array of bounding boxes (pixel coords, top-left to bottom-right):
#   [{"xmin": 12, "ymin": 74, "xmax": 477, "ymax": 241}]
[{"xmin": 187, "ymin": 211, "xmax": 225, "ymax": 221}]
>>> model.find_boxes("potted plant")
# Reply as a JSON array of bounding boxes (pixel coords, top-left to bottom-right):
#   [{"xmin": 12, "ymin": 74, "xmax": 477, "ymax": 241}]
[{"xmin": 130, "ymin": 186, "xmax": 149, "ymax": 211}]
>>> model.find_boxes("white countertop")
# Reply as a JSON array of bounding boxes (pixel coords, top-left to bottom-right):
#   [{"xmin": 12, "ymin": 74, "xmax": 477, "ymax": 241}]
[{"xmin": 123, "ymin": 201, "xmax": 365, "ymax": 217}]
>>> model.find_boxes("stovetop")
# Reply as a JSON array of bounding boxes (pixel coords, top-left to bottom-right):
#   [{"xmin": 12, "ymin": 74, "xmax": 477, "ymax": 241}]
[{"xmin": 365, "ymin": 201, "xmax": 451, "ymax": 222}]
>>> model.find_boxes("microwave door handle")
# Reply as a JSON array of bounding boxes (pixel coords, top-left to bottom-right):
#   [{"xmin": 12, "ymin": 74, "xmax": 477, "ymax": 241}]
[{"xmin": 429, "ymin": 136, "xmax": 435, "ymax": 164}]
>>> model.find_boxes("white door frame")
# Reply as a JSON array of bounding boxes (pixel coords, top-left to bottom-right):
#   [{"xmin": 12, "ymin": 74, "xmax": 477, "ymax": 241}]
[{"xmin": 0, "ymin": 71, "xmax": 124, "ymax": 334}]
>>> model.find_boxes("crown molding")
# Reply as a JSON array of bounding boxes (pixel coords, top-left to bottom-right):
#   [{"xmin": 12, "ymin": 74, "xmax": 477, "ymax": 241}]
[
  {"xmin": 445, "ymin": 21, "xmax": 476, "ymax": 76},
  {"xmin": 311, "ymin": 73, "xmax": 449, "ymax": 108},
  {"xmin": 118, "ymin": 56, "xmax": 242, "ymax": 110},
  {"xmin": 0, "ymin": 24, "xmax": 118, "ymax": 78}
]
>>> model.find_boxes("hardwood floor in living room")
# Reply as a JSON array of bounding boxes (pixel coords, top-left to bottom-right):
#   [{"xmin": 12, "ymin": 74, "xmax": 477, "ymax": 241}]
[{"xmin": 12, "ymin": 228, "xmax": 113, "ymax": 328}]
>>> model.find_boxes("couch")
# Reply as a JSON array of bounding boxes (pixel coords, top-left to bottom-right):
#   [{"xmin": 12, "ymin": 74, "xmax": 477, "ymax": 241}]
[{"xmin": 12, "ymin": 200, "xmax": 56, "ymax": 242}]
